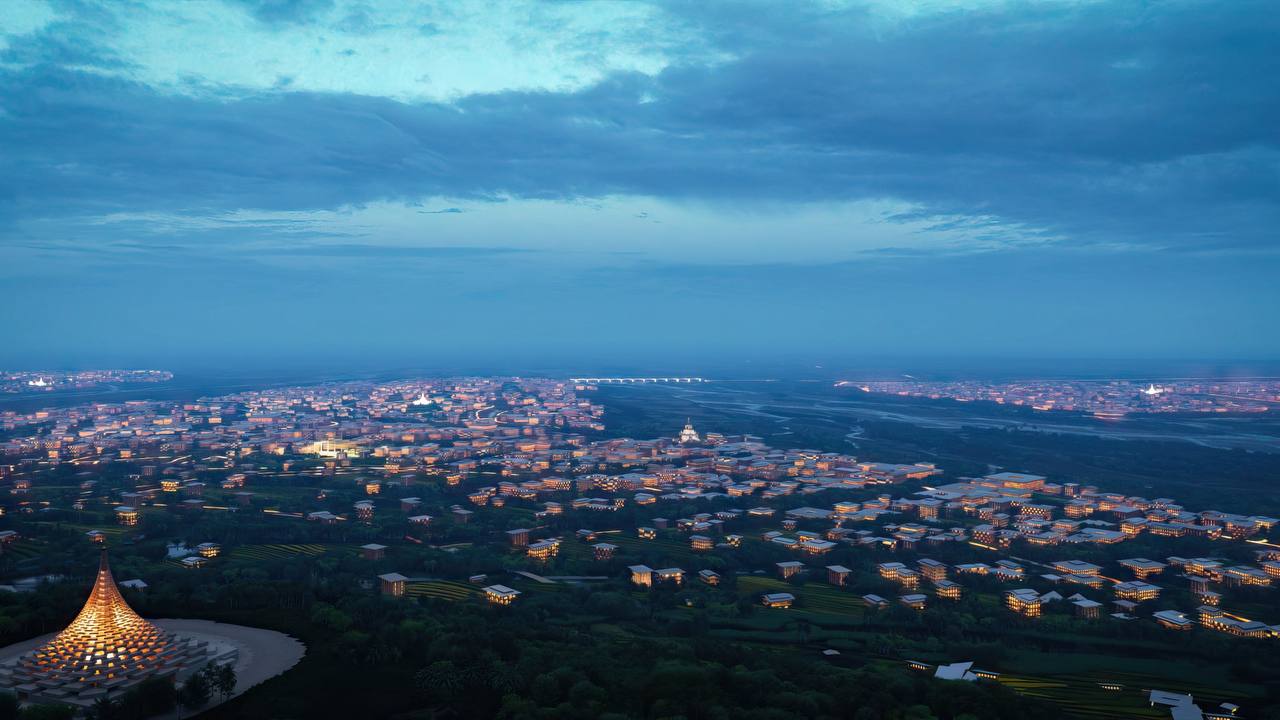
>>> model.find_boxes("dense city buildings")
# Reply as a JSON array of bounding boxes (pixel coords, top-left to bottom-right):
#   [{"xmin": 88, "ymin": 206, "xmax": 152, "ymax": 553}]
[
  {"xmin": 840, "ymin": 379, "xmax": 1280, "ymax": 418},
  {"xmin": 1, "ymin": 370, "xmax": 172, "ymax": 395},
  {"xmin": 0, "ymin": 374, "xmax": 1276, "ymax": 718}
]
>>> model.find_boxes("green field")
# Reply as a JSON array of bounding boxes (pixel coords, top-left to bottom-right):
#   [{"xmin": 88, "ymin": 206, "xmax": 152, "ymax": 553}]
[{"xmin": 737, "ymin": 576, "xmax": 867, "ymax": 617}]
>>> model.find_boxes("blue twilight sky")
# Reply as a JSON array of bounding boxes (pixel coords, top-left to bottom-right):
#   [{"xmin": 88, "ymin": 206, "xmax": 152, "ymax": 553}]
[{"xmin": 0, "ymin": 0, "xmax": 1277, "ymax": 371}]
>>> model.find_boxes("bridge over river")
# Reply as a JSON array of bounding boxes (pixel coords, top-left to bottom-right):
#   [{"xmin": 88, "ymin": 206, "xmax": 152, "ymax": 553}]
[{"xmin": 570, "ymin": 377, "xmax": 707, "ymax": 384}]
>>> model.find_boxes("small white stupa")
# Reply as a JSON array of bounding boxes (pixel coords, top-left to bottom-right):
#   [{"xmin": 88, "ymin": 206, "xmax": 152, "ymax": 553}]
[
  {"xmin": 677, "ymin": 419, "xmax": 700, "ymax": 444},
  {"xmin": 1140, "ymin": 383, "xmax": 1164, "ymax": 396},
  {"xmin": 411, "ymin": 392, "xmax": 432, "ymax": 406}
]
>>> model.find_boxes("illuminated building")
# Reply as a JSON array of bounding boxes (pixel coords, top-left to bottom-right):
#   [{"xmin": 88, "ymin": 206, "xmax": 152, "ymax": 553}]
[
  {"xmin": 299, "ymin": 439, "xmax": 362, "ymax": 459},
  {"xmin": 629, "ymin": 565, "xmax": 654, "ymax": 587},
  {"xmin": 895, "ymin": 569, "xmax": 922, "ymax": 590},
  {"xmin": 1064, "ymin": 502, "xmax": 1094, "ymax": 519},
  {"xmin": 934, "ymin": 579, "xmax": 962, "ymax": 600},
  {"xmin": 1006, "ymin": 589, "xmax": 1042, "ymax": 618},
  {"xmin": 526, "ymin": 538, "xmax": 560, "ymax": 562},
  {"xmin": 654, "ymin": 568, "xmax": 684, "ymax": 585},
  {"xmin": 115, "ymin": 506, "xmax": 138, "ymax": 527},
  {"xmin": 801, "ymin": 539, "xmax": 836, "ymax": 555},
  {"xmin": 827, "ymin": 565, "xmax": 851, "ymax": 586},
  {"xmin": 1051, "ymin": 560, "xmax": 1101, "ymax": 576},
  {"xmin": 1119, "ymin": 558, "xmax": 1166, "ymax": 579},
  {"xmin": 0, "ymin": 552, "xmax": 220, "ymax": 704},
  {"xmin": 777, "ymin": 561, "xmax": 804, "ymax": 579},
  {"xmin": 1073, "ymin": 598, "xmax": 1102, "ymax": 619},
  {"xmin": 761, "ymin": 592, "xmax": 795, "ymax": 609},
  {"xmin": 379, "ymin": 573, "xmax": 407, "ymax": 597},
  {"xmin": 985, "ymin": 472, "xmax": 1046, "ymax": 494},
  {"xmin": 878, "ymin": 562, "xmax": 906, "ymax": 580},
  {"xmin": 196, "ymin": 542, "xmax": 221, "ymax": 558},
  {"xmin": 971, "ymin": 524, "xmax": 996, "ymax": 545},
  {"xmin": 1153, "ymin": 610, "xmax": 1193, "ymax": 630},
  {"xmin": 690, "ymin": 535, "xmax": 714, "ymax": 551},
  {"xmin": 1114, "ymin": 581, "xmax": 1162, "ymax": 602},
  {"xmin": 483, "ymin": 585, "xmax": 520, "ymax": 605},
  {"xmin": 899, "ymin": 594, "xmax": 928, "ymax": 610},
  {"xmin": 1223, "ymin": 566, "xmax": 1271, "ymax": 587},
  {"xmin": 918, "ymin": 559, "xmax": 948, "ymax": 582},
  {"xmin": 593, "ymin": 543, "xmax": 617, "ymax": 560},
  {"xmin": 1018, "ymin": 504, "xmax": 1054, "ymax": 520}
]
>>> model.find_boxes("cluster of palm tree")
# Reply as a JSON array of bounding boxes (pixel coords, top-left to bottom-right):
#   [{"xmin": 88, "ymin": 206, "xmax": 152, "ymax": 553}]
[{"xmin": 87, "ymin": 662, "xmax": 237, "ymax": 720}]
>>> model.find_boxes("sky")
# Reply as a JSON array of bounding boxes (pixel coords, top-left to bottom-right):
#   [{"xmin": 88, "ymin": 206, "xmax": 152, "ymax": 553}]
[{"xmin": 1, "ymin": 0, "xmax": 1277, "ymax": 372}]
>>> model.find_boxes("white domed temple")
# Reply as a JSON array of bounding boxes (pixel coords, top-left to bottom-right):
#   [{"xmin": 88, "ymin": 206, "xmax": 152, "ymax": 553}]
[{"xmin": 677, "ymin": 419, "xmax": 701, "ymax": 444}]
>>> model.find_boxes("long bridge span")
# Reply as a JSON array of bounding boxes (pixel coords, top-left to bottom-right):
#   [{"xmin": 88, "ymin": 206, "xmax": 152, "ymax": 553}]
[{"xmin": 570, "ymin": 377, "xmax": 707, "ymax": 384}]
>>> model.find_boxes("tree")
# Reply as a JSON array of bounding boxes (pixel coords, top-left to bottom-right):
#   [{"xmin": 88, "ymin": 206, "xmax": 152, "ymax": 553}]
[
  {"xmin": 16, "ymin": 705, "xmax": 75, "ymax": 720},
  {"xmin": 415, "ymin": 660, "xmax": 462, "ymax": 698},
  {"xmin": 203, "ymin": 662, "xmax": 237, "ymax": 701},
  {"xmin": 117, "ymin": 677, "xmax": 175, "ymax": 719},
  {"xmin": 87, "ymin": 697, "xmax": 118, "ymax": 720},
  {"xmin": 177, "ymin": 672, "xmax": 211, "ymax": 714}
]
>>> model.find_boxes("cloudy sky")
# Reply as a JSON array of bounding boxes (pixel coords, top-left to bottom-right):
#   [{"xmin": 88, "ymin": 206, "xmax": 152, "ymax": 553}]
[{"xmin": 1, "ymin": 0, "xmax": 1276, "ymax": 371}]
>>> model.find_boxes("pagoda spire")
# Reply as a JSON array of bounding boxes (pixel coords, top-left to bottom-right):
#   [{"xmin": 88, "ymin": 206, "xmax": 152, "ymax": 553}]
[
  {"xmin": 15, "ymin": 550, "xmax": 176, "ymax": 683},
  {"xmin": 2, "ymin": 550, "xmax": 221, "ymax": 704}
]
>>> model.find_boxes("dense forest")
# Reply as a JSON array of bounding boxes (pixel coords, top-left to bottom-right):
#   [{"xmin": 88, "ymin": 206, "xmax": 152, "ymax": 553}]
[{"xmin": 0, "ymin": 546, "xmax": 1059, "ymax": 720}]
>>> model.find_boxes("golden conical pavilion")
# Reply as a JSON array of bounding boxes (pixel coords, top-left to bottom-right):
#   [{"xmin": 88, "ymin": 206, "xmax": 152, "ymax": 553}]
[{"xmin": 0, "ymin": 551, "xmax": 215, "ymax": 704}]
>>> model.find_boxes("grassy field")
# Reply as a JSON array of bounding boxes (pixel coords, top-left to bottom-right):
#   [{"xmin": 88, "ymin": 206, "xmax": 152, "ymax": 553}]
[{"xmin": 736, "ymin": 576, "xmax": 868, "ymax": 617}]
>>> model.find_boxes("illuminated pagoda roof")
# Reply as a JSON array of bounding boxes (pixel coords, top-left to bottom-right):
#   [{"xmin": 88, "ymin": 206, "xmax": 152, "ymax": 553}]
[{"xmin": 0, "ymin": 551, "xmax": 215, "ymax": 703}]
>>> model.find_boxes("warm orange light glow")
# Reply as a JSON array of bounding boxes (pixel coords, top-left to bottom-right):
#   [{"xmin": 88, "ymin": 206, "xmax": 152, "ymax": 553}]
[{"xmin": 9, "ymin": 551, "xmax": 195, "ymax": 691}]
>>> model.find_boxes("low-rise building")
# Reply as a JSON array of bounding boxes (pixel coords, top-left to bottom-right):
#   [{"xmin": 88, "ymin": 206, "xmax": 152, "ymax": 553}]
[{"xmin": 483, "ymin": 585, "xmax": 521, "ymax": 605}]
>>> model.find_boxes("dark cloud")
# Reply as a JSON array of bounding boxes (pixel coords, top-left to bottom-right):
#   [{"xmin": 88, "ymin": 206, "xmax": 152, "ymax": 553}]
[{"xmin": 0, "ymin": 0, "xmax": 1275, "ymax": 254}]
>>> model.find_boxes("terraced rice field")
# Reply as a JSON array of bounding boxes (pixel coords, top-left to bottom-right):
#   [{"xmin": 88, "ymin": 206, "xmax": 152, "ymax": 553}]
[
  {"xmin": 231, "ymin": 543, "xmax": 328, "ymax": 561},
  {"xmin": 30, "ymin": 522, "xmax": 126, "ymax": 539},
  {"xmin": 999, "ymin": 670, "xmax": 1254, "ymax": 719},
  {"xmin": 406, "ymin": 580, "xmax": 479, "ymax": 601},
  {"xmin": 999, "ymin": 674, "xmax": 1163, "ymax": 719},
  {"xmin": 1, "ymin": 540, "xmax": 46, "ymax": 560},
  {"xmin": 606, "ymin": 533, "xmax": 696, "ymax": 562}
]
